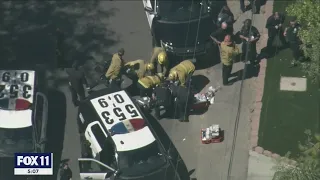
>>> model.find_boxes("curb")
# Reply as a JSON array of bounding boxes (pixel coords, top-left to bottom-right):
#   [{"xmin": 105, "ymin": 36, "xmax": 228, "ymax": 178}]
[{"xmin": 248, "ymin": 0, "xmax": 285, "ymax": 161}]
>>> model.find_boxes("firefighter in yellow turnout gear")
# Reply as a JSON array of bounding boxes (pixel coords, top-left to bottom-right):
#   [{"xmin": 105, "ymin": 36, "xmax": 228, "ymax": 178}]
[
  {"xmin": 168, "ymin": 60, "xmax": 195, "ymax": 87},
  {"xmin": 124, "ymin": 59, "xmax": 154, "ymax": 79},
  {"xmin": 105, "ymin": 48, "xmax": 125, "ymax": 88},
  {"xmin": 150, "ymin": 47, "xmax": 169, "ymax": 76},
  {"xmin": 137, "ymin": 73, "xmax": 164, "ymax": 97}
]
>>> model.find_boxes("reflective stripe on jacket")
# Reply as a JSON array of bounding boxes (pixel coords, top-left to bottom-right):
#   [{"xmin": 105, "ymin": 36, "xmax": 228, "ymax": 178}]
[
  {"xmin": 170, "ymin": 60, "xmax": 195, "ymax": 86},
  {"xmin": 138, "ymin": 75, "xmax": 161, "ymax": 88}
]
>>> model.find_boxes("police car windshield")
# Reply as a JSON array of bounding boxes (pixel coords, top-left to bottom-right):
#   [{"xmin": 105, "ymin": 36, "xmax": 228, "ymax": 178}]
[
  {"xmin": 118, "ymin": 141, "xmax": 166, "ymax": 177},
  {"xmin": 0, "ymin": 127, "xmax": 34, "ymax": 156},
  {"xmin": 158, "ymin": 0, "xmax": 209, "ymax": 22}
]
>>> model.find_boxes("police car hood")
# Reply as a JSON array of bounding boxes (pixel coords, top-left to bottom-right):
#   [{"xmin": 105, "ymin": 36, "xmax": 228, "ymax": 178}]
[
  {"xmin": 0, "ymin": 109, "xmax": 32, "ymax": 128},
  {"xmin": 155, "ymin": 16, "xmax": 214, "ymax": 47},
  {"xmin": 112, "ymin": 126, "xmax": 156, "ymax": 152},
  {"xmin": 89, "ymin": 90, "xmax": 156, "ymax": 152}
]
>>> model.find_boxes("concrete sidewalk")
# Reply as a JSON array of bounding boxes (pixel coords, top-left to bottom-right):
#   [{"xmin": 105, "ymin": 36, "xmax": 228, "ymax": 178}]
[
  {"xmin": 227, "ymin": 0, "xmax": 279, "ymax": 180},
  {"xmin": 248, "ymin": 151, "xmax": 277, "ymax": 180}
]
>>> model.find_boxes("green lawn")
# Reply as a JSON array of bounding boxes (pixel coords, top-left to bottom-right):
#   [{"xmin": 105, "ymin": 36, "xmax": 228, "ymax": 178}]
[
  {"xmin": 258, "ymin": 49, "xmax": 319, "ymax": 156},
  {"xmin": 257, "ymin": 0, "xmax": 320, "ymax": 156}
]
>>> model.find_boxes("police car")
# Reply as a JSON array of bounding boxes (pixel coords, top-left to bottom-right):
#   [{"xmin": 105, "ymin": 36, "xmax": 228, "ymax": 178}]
[
  {"xmin": 77, "ymin": 87, "xmax": 181, "ymax": 180},
  {"xmin": 0, "ymin": 69, "xmax": 48, "ymax": 156},
  {"xmin": 142, "ymin": 0, "xmax": 216, "ymax": 59}
]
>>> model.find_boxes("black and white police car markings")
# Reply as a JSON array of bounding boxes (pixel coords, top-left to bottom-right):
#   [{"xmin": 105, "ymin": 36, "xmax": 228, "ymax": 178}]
[
  {"xmin": 0, "ymin": 70, "xmax": 35, "ymax": 101},
  {"xmin": 91, "ymin": 90, "xmax": 143, "ymax": 130}
]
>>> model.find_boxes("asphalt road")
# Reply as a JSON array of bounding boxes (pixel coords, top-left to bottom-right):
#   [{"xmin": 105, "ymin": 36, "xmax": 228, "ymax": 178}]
[
  {"xmin": 0, "ymin": 1, "xmax": 257, "ymax": 180},
  {"xmin": 54, "ymin": 1, "xmax": 255, "ymax": 180},
  {"xmin": 57, "ymin": 1, "xmax": 153, "ymax": 180}
]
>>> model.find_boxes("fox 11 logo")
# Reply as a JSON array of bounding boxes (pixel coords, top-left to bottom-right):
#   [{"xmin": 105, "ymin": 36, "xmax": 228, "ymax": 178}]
[{"xmin": 14, "ymin": 153, "xmax": 53, "ymax": 175}]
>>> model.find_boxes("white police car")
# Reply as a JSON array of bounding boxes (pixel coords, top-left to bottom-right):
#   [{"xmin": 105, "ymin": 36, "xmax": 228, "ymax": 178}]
[
  {"xmin": 77, "ymin": 87, "xmax": 181, "ymax": 180},
  {"xmin": 0, "ymin": 69, "xmax": 48, "ymax": 156}
]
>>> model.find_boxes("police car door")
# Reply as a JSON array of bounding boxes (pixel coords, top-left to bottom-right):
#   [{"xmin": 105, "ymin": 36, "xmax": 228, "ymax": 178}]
[
  {"xmin": 142, "ymin": 0, "xmax": 156, "ymax": 28},
  {"xmin": 79, "ymin": 158, "xmax": 114, "ymax": 180},
  {"xmin": 79, "ymin": 122, "xmax": 116, "ymax": 180}
]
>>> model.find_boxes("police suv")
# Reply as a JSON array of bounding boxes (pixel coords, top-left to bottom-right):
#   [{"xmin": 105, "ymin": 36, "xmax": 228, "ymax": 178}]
[
  {"xmin": 0, "ymin": 69, "xmax": 48, "ymax": 156},
  {"xmin": 143, "ymin": 0, "xmax": 217, "ymax": 59},
  {"xmin": 77, "ymin": 87, "xmax": 181, "ymax": 180}
]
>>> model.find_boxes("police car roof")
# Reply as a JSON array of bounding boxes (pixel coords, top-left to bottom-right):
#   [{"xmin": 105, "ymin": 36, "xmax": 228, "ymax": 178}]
[
  {"xmin": 80, "ymin": 87, "xmax": 156, "ymax": 152},
  {"xmin": 0, "ymin": 70, "xmax": 36, "ymax": 128}
]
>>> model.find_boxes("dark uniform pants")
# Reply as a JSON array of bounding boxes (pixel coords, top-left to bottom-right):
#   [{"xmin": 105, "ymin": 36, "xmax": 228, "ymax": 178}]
[
  {"xmin": 222, "ymin": 64, "xmax": 233, "ymax": 85},
  {"xmin": 175, "ymin": 100, "xmax": 190, "ymax": 121},
  {"xmin": 154, "ymin": 86, "xmax": 173, "ymax": 119},
  {"xmin": 175, "ymin": 89, "xmax": 192, "ymax": 121},
  {"xmin": 289, "ymin": 42, "xmax": 303, "ymax": 62},
  {"xmin": 242, "ymin": 42, "xmax": 257, "ymax": 64},
  {"xmin": 69, "ymin": 83, "xmax": 85, "ymax": 106},
  {"xmin": 267, "ymin": 29, "xmax": 287, "ymax": 53},
  {"xmin": 59, "ymin": 167, "xmax": 72, "ymax": 180},
  {"xmin": 155, "ymin": 102, "xmax": 173, "ymax": 119},
  {"xmin": 127, "ymin": 75, "xmax": 139, "ymax": 96}
]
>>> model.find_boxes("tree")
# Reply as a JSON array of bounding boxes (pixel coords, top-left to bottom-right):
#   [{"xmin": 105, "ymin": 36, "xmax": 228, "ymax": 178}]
[
  {"xmin": 273, "ymin": 129, "xmax": 320, "ymax": 180},
  {"xmin": 0, "ymin": 1, "xmax": 117, "ymax": 84},
  {"xmin": 286, "ymin": 0, "xmax": 320, "ymax": 83}
]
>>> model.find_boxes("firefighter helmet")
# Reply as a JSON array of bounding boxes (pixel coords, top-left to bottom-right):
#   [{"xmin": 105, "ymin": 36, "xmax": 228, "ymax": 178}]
[
  {"xmin": 157, "ymin": 51, "xmax": 167, "ymax": 65},
  {"xmin": 168, "ymin": 71, "xmax": 177, "ymax": 81},
  {"xmin": 146, "ymin": 63, "xmax": 155, "ymax": 71}
]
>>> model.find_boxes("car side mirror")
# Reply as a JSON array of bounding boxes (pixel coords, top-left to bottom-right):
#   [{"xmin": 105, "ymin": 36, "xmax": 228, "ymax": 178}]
[{"xmin": 144, "ymin": 7, "xmax": 154, "ymax": 14}]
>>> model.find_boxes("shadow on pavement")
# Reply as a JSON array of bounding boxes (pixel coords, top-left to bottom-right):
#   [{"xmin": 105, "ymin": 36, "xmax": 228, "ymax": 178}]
[
  {"xmin": 144, "ymin": 111, "xmax": 192, "ymax": 180},
  {"xmin": 196, "ymin": 45, "xmax": 221, "ymax": 70},
  {"xmin": 191, "ymin": 75, "xmax": 210, "ymax": 93},
  {"xmin": 0, "ymin": 1, "xmax": 118, "ymax": 83},
  {"xmin": 45, "ymin": 88, "xmax": 67, "ymax": 180},
  {"xmin": 229, "ymin": 63, "xmax": 261, "ymax": 84},
  {"xmin": 190, "ymin": 106, "xmax": 209, "ymax": 116}
]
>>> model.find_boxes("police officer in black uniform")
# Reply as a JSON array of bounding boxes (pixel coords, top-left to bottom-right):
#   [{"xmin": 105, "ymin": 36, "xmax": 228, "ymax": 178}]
[
  {"xmin": 66, "ymin": 62, "xmax": 89, "ymax": 106},
  {"xmin": 59, "ymin": 159, "xmax": 72, "ymax": 180},
  {"xmin": 154, "ymin": 81, "xmax": 173, "ymax": 119},
  {"xmin": 210, "ymin": 22, "xmax": 233, "ymax": 45},
  {"xmin": 239, "ymin": 19, "xmax": 260, "ymax": 65},
  {"xmin": 171, "ymin": 84, "xmax": 193, "ymax": 122},
  {"xmin": 284, "ymin": 17, "xmax": 303, "ymax": 67},
  {"xmin": 266, "ymin": 12, "xmax": 287, "ymax": 54},
  {"xmin": 217, "ymin": 6, "xmax": 235, "ymax": 31}
]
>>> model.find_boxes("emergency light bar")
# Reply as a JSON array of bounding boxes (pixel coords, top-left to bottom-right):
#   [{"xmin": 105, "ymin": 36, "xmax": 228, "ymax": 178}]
[
  {"xmin": 0, "ymin": 98, "xmax": 32, "ymax": 111},
  {"xmin": 110, "ymin": 118, "xmax": 146, "ymax": 135}
]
